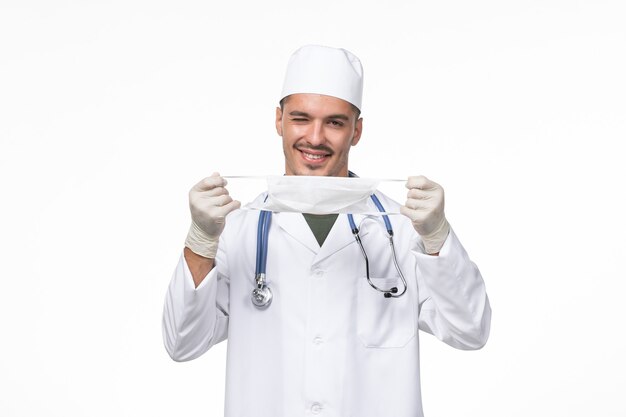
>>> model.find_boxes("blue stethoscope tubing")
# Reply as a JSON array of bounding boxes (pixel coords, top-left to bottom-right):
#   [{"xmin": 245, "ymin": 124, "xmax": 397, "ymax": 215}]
[
  {"xmin": 251, "ymin": 209, "xmax": 273, "ymax": 308},
  {"xmin": 256, "ymin": 210, "xmax": 271, "ymax": 279},
  {"xmin": 251, "ymin": 194, "xmax": 408, "ymax": 309}
]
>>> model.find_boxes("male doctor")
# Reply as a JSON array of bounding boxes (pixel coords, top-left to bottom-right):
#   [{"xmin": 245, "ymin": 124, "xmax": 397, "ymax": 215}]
[{"xmin": 163, "ymin": 45, "xmax": 491, "ymax": 417}]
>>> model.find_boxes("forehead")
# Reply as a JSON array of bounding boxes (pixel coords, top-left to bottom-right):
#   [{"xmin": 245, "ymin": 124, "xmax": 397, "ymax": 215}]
[{"xmin": 282, "ymin": 93, "xmax": 357, "ymax": 117}]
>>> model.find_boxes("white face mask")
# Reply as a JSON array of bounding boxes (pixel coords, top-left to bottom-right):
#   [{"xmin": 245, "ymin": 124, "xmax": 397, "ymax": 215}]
[{"xmin": 244, "ymin": 176, "xmax": 397, "ymax": 215}]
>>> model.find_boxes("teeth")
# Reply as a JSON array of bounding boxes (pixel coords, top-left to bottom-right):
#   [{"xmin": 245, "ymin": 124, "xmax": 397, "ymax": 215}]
[{"xmin": 303, "ymin": 152, "xmax": 325, "ymax": 160}]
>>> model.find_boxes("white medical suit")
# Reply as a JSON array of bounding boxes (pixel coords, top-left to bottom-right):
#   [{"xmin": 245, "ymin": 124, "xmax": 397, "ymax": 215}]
[{"xmin": 163, "ymin": 191, "xmax": 491, "ymax": 417}]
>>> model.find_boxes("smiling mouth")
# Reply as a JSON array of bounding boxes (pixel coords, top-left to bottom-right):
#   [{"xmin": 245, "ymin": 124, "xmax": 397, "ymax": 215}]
[
  {"xmin": 295, "ymin": 144, "xmax": 334, "ymax": 165},
  {"xmin": 301, "ymin": 150, "xmax": 329, "ymax": 161}
]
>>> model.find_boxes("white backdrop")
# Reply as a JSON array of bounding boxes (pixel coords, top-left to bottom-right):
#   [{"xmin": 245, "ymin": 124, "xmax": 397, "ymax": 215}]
[{"xmin": 1, "ymin": 0, "xmax": 625, "ymax": 416}]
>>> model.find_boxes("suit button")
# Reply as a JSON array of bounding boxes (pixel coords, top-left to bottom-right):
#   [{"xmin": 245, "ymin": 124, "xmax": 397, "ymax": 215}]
[
  {"xmin": 311, "ymin": 403, "xmax": 322, "ymax": 414},
  {"xmin": 313, "ymin": 336, "xmax": 324, "ymax": 345},
  {"xmin": 313, "ymin": 269, "xmax": 324, "ymax": 278}
]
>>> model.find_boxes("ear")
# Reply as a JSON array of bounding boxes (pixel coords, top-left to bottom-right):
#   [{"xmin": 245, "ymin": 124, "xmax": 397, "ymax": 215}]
[
  {"xmin": 351, "ymin": 117, "xmax": 363, "ymax": 146},
  {"xmin": 275, "ymin": 107, "xmax": 283, "ymax": 136}
]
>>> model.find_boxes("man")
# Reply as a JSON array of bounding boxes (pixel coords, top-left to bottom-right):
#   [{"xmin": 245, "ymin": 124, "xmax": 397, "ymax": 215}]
[{"xmin": 163, "ymin": 45, "xmax": 491, "ymax": 417}]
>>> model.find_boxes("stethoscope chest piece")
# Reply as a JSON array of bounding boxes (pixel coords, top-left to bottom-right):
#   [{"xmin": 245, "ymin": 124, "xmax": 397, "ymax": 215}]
[{"xmin": 251, "ymin": 283, "xmax": 273, "ymax": 309}]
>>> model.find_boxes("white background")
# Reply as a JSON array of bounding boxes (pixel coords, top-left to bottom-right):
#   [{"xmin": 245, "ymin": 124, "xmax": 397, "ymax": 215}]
[{"xmin": 1, "ymin": 0, "xmax": 625, "ymax": 416}]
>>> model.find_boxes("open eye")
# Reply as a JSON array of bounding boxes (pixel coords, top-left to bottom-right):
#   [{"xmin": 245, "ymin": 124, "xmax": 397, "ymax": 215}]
[{"xmin": 329, "ymin": 120, "xmax": 344, "ymax": 127}]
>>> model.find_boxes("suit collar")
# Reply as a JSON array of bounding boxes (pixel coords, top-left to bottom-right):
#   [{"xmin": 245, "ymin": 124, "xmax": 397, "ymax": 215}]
[
  {"xmin": 272, "ymin": 212, "xmax": 373, "ymax": 265},
  {"xmin": 251, "ymin": 189, "xmax": 386, "ymax": 265},
  {"xmin": 272, "ymin": 212, "xmax": 320, "ymax": 254}
]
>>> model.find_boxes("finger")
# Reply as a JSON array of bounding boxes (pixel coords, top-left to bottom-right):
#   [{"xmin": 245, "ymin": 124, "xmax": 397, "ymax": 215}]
[
  {"xmin": 213, "ymin": 200, "xmax": 241, "ymax": 218},
  {"xmin": 404, "ymin": 198, "xmax": 431, "ymax": 211},
  {"xmin": 210, "ymin": 194, "xmax": 234, "ymax": 207},
  {"xmin": 203, "ymin": 186, "xmax": 230, "ymax": 198},
  {"xmin": 399, "ymin": 205, "xmax": 412, "ymax": 219},
  {"xmin": 191, "ymin": 174, "xmax": 226, "ymax": 192},
  {"xmin": 406, "ymin": 175, "xmax": 438, "ymax": 190},
  {"xmin": 407, "ymin": 188, "xmax": 431, "ymax": 200},
  {"xmin": 400, "ymin": 205, "xmax": 427, "ymax": 222},
  {"xmin": 211, "ymin": 172, "xmax": 229, "ymax": 187}
]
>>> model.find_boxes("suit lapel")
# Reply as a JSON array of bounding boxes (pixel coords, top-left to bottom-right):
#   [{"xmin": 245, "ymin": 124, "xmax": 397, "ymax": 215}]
[
  {"xmin": 313, "ymin": 213, "xmax": 370, "ymax": 265},
  {"xmin": 271, "ymin": 212, "xmax": 374, "ymax": 264},
  {"xmin": 268, "ymin": 181, "xmax": 390, "ymax": 266},
  {"xmin": 272, "ymin": 211, "xmax": 320, "ymax": 254}
]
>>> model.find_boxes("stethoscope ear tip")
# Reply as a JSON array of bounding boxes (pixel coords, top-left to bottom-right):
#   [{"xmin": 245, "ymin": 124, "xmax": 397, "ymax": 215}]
[{"xmin": 384, "ymin": 287, "xmax": 399, "ymax": 298}]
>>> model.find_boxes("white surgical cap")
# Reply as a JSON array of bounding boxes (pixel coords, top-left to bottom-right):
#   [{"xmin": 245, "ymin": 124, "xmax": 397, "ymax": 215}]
[{"xmin": 279, "ymin": 45, "xmax": 364, "ymax": 111}]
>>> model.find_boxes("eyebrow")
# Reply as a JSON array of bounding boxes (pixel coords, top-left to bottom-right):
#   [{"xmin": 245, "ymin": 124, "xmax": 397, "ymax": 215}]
[
  {"xmin": 288, "ymin": 111, "xmax": 310, "ymax": 118},
  {"xmin": 327, "ymin": 114, "xmax": 350, "ymax": 121},
  {"xmin": 288, "ymin": 111, "xmax": 350, "ymax": 121}
]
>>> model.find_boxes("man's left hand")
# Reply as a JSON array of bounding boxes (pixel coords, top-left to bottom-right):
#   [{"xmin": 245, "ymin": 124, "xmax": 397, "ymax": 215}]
[{"xmin": 399, "ymin": 175, "xmax": 451, "ymax": 255}]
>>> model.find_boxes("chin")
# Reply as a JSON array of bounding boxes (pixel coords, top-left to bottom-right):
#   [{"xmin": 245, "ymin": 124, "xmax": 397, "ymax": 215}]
[
  {"xmin": 287, "ymin": 165, "xmax": 326, "ymax": 176},
  {"xmin": 306, "ymin": 166, "xmax": 337, "ymax": 176}
]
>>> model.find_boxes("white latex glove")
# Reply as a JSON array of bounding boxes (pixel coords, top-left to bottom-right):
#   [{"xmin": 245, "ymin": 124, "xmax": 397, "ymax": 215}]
[
  {"xmin": 184, "ymin": 173, "xmax": 241, "ymax": 258},
  {"xmin": 399, "ymin": 175, "xmax": 450, "ymax": 255}
]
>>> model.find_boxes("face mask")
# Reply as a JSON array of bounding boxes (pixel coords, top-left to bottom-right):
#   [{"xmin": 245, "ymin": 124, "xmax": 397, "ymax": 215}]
[{"xmin": 244, "ymin": 176, "xmax": 398, "ymax": 215}]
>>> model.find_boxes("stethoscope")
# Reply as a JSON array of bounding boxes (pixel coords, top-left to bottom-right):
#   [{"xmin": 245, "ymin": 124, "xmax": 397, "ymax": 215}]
[{"xmin": 251, "ymin": 194, "xmax": 408, "ymax": 309}]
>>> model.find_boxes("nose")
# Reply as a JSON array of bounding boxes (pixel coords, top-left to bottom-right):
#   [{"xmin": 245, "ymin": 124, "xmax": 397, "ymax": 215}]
[{"xmin": 307, "ymin": 120, "xmax": 325, "ymax": 146}]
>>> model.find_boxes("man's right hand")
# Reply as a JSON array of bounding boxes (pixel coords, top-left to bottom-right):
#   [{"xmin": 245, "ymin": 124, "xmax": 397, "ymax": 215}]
[{"xmin": 184, "ymin": 172, "xmax": 241, "ymax": 259}]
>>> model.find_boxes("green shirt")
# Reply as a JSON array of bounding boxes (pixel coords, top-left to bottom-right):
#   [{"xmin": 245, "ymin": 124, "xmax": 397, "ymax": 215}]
[{"xmin": 302, "ymin": 213, "xmax": 339, "ymax": 247}]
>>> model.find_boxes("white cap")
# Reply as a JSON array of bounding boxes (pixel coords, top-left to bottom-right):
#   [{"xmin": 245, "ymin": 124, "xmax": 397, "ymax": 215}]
[{"xmin": 280, "ymin": 45, "xmax": 364, "ymax": 111}]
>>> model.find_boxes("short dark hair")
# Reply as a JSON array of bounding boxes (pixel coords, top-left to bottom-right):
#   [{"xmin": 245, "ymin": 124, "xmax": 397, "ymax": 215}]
[{"xmin": 279, "ymin": 96, "xmax": 361, "ymax": 121}]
